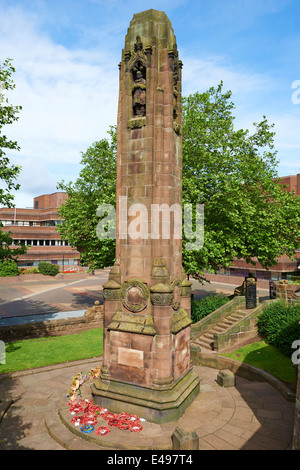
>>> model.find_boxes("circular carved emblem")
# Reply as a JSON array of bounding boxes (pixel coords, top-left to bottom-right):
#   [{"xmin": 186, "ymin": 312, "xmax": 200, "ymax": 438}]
[
  {"xmin": 121, "ymin": 279, "xmax": 149, "ymax": 313},
  {"xmin": 171, "ymin": 278, "xmax": 181, "ymax": 311}
]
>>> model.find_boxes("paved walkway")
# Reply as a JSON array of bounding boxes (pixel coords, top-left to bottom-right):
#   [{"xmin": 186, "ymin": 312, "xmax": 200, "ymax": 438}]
[
  {"xmin": 0, "ymin": 271, "xmax": 283, "ymax": 450},
  {"xmin": 0, "ymin": 269, "xmax": 267, "ymax": 322},
  {"xmin": 0, "ymin": 271, "xmax": 110, "ymax": 320},
  {"xmin": 0, "ymin": 357, "xmax": 295, "ymax": 450}
]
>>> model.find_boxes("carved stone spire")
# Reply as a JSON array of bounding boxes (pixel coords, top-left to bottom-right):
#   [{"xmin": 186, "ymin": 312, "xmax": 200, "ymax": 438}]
[{"xmin": 92, "ymin": 9, "xmax": 199, "ymax": 423}]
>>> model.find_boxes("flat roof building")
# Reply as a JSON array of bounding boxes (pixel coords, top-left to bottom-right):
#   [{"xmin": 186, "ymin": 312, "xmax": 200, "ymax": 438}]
[
  {"xmin": 0, "ymin": 192, "xmax": 80, "ymax": 269},
  {"xmin": 205, "ymin": 173, "xmax": 300, "ymax": 285}
]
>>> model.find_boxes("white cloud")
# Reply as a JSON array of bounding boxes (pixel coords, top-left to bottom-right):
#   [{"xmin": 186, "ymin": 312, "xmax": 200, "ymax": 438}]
[
  {"xmin": 0, "ymin": 5, "xmax": 119, "ymax": 206},
  {"xmin": 181, "ymin": 54, "xmax": 274, "ymax": 99},
  {"xmin": 272, "ymin": 113, "xmax": 300, "ymax": 150},
  {"xmin": 181, "ymin": 53, "xmax": 300, "ymax": 176},
  {"xmin": 0, "ymin": 1, "xmax": 298, "ymax": 210}
]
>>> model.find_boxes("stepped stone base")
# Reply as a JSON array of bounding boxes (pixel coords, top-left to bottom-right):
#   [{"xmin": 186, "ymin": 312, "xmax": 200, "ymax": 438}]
[{"xmin": 91, "ymin": 368, "xmax": 201, "ymax": 424}]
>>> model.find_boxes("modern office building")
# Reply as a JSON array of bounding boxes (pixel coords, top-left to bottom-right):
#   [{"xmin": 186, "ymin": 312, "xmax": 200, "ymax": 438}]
[
  {"xmin": 206, "ymin": 173, "xmax": 300, "ymax": 284},
  {"xmin": 1, "ymin": 174, "xmax": 299, "ymax": 277},
  {"xmin": 0, "ymin": 192, "xmax": 80, "ymax": 268}
]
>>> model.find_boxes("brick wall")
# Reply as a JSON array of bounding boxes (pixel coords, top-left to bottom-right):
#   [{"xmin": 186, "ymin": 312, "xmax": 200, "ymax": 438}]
[{"xmin": 34, "ymin": 192, "xmax": 68, "ymax": 209}]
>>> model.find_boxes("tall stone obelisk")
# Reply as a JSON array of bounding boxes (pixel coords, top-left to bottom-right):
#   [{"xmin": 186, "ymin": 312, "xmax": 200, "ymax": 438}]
[{"xmin": 92, "ymin": 9, "xmax": 200, "ymax": 423}]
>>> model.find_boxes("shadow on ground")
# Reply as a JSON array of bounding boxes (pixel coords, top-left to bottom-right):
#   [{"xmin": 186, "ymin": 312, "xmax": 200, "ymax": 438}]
[
  {"xmin": 69, "ymin": 291, "xmax": 103, "ymax": 310},
  {"xmin": 233, "ymin": 356, "xmax": 295, "ymax": 450},
  {"xmin": 0, "ymin": 377, "xmax": 32, "ymax": 449},
  {"xmin": 0, "ymin": 299, "xmax": 59, "ymax": 318}
]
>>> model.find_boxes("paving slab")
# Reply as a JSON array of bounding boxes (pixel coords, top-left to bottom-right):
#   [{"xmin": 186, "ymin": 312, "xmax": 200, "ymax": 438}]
[{"xmin": 0, "ymin": 357, "xmax": 295, "ymax": 451}]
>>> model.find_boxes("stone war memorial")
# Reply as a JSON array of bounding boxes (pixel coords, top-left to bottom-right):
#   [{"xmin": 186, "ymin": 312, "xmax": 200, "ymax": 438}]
[{"xmin": 91, "ymin": 9, "xmax": 200, "ymax": 423}]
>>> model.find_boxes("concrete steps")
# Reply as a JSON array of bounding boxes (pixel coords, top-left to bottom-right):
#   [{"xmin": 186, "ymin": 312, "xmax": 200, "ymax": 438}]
[{"xmin": 192, "ymin": 308, "xmax": 249, "ymax": 351}]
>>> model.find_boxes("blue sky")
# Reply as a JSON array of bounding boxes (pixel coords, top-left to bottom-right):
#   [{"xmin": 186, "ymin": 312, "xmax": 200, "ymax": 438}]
[{"xmin": 0, "ymin": 0, "xmax": 299, "ymax": 208}]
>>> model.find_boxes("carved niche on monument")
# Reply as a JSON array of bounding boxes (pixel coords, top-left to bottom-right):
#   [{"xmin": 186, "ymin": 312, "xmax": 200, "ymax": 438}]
[{"xmin": 91, "ymin": 9, "xmax": 200, "ymax": 423}]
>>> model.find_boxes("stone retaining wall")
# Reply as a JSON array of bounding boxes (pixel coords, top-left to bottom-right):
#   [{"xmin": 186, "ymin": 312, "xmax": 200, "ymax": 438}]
[
  {"xmin": 191, "ymin": 297, "xmax": 245, "ymax": 338},
  {"xmin": 191, "ymin": 297, "xmax": 269, "ymax": 351},
  {"xmin": 0, "ymin": 316, "xmax": 103, "ymax": 342},
  {"xmin": 213, "ymin": 302, "xmax": 267, "ymax": 351},
  {"xmin": 0, "ymin": 303, "xmax": 104, "ymax": 342},
  {"xmin": 276, "ymin": 281, "xmax": 300, "ymax": 301},
  {"xmin": 190, "ymin": 346, "xmax": 296, "ymax": 403}
]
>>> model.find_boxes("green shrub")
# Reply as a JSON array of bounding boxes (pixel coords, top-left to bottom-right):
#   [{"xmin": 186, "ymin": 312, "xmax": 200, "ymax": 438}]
[
  {"xmin": 290, "ymin": 276, "xmax": 300, "ymax": 284},
  {"xmin": 0, "ymin": 260, "xmax": 19, "ymax": 277},
  {"xmin": 257, "ymin": 300, "xmax": 300, "ymax": 357},
  {"xmin": 191, "ymin": 294, "xmax": 230, "ymax": 323},
  {"xmin": 38, "ymin": 262, "xmax": 59, "ymax": 276},
  {"xmin": 27, "ymin": 267, "xmax": 39, "ymax": 274}
]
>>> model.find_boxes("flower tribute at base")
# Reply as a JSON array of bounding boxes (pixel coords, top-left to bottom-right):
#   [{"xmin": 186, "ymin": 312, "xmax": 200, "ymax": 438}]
[{"xmin": 67, "ymin": 366, "xmax": 145, "ymax": 436}]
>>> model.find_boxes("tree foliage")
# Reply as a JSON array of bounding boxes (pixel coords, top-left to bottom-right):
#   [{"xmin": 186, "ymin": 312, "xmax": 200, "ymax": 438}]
[
  {"xmin": 0, "ymin": 230, "xmax": 27, "ymax": 263},
  {"xmin": 0, "ymin": 58, "xmax": 26, "ymax": 263},
  {"xmin": 0, "ymin": 58, "xmax": 22, "ymax": 207},
  {"xmin": 57, "ymin": 84, "xmax": 300, "ymax": 278},
  {"xmin": 182, "ymin": 83, "xmax": 300, "ymax": 279},
  {"xmin": 57, "ymin": 127, "xmax": 117, "ymax": 268}
]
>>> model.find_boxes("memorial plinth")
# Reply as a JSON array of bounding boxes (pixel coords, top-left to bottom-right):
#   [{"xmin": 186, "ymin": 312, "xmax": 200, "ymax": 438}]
[{"xmin": 91, "ymin": 9, "xmax": 200, "ymax": 423}]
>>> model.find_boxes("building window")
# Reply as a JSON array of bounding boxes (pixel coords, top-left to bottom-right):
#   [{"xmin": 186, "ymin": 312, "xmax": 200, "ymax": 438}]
[{"xmin": 271, "ymin": 272, "xmax": 280, "ymax": 281}]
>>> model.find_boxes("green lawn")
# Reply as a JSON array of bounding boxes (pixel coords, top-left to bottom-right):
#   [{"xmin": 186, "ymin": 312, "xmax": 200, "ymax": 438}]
[
  {"xmin": 221, "ymin": 340, "xmax": 297, "ymax": 383},
  {"xmin": 1, "ymin": 329, "xmax": 297, "ymax": 386},
  {"xmin": 0, "ymin": 328, "xmax": 103, "ymax": 374}
]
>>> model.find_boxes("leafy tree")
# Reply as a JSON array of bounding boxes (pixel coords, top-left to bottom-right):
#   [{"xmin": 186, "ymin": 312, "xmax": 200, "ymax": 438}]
[
  {"xmin": 0, "ymin": 58, "xmax": 26, "ymax": 263},
  {"xmin": 0, "ymin": 230, "xmax": 27, "ymax": 263},
  {"xmin": 57, "ymin": 84, "xmax": 300, "ymax": 278},
  {"xmin": 0, "ymin": 58, "xmax": 22, "ymax": 207},
  {"xmin": 182, "ymin": 83, "xmax": 300, "ymax": 280},
  {"xmin": 57, "ymin": 127, "xmax": 117, "ymax": 268}
]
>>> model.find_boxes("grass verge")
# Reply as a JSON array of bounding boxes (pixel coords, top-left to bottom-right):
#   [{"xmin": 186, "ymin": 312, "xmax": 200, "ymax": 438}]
[
  {"xmin": 221, "ymin": 340, "xmax": 297, "ymax": 383},
  {"xmin": 0, "ymin": 328, "xmax": 103, "ymax": 374}
]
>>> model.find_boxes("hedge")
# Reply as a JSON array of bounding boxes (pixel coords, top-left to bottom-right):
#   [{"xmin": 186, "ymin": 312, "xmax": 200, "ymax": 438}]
[
  {"xmin": 256, "ymin": 300, "xmax": 300, "ymax": 357},
  {"xmin": 38, "ymin": 262, "xmax": 59, "ymax": 276},
  {"xmin": 0, "ymin": 260, "xmax": 19, "ymax": 277},
  {"xmin": 191, "ymin": 294, "xmax": 230, "ymax": 323}
]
